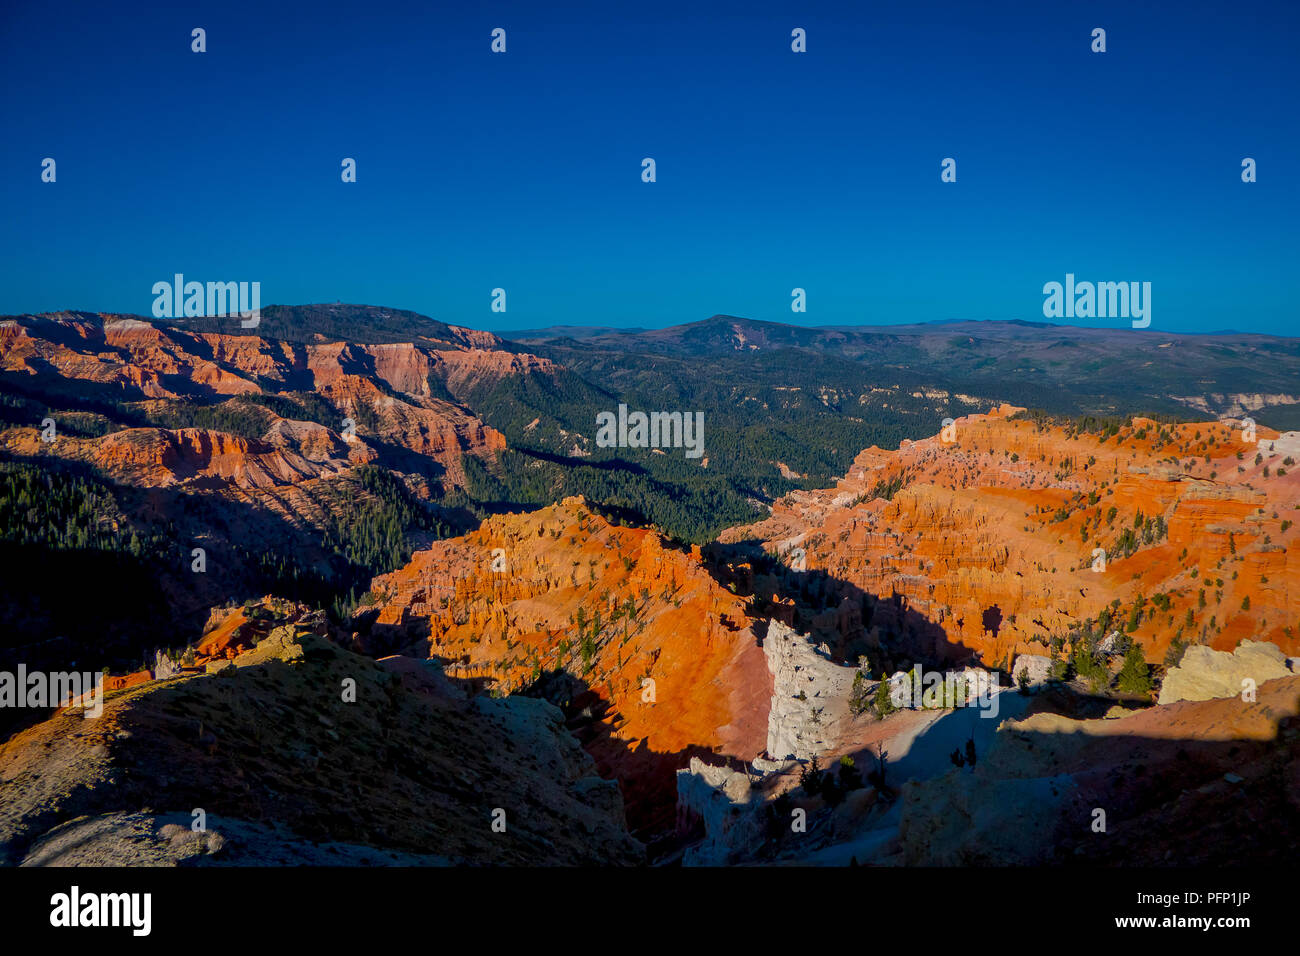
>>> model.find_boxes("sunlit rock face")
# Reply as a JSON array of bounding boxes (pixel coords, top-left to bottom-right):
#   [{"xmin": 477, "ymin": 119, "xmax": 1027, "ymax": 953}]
[
  {"xmin": 1156, "ymin": 640, "xmax": 1293, "ymax": 704},
  {"xmin": 763, "ymin": 621, "xmax": 857, "ymax": 760},
  {"xmin": 726, "ymin": 406, "xmax": 1300, "ymax": 669},
  {"xmin": 0, "ymin": 311, "xmax": 518, "ymax": 486},
  {"xmin": 363, "ymin": 496, "xmax": 772, "ymax": 838}
]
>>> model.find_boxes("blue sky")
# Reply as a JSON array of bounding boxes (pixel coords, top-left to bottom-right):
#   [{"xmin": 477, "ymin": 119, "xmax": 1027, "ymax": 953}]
[{"xmin": 1, "ymin": 0, "xmax": 1296, "ymax": 334}]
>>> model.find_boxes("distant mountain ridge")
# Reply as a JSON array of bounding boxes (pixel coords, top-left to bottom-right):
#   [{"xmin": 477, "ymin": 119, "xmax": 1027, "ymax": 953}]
[
  {"xmin": 515, "ymin": 313, "xmax": 1300, "ymax": 429},
  {"xmin": 3, "ymin": 304, "xmax": 504, "ymax": 351},
  {"xmin": 516, "ymin": 312, "xmax": 1300, "ymax": 351}
]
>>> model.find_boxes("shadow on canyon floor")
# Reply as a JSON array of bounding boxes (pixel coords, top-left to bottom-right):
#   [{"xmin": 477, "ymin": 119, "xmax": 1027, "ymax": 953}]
[{"xmin": 889, "ymin": 681, "xmax": 1300, "ymax": 867}]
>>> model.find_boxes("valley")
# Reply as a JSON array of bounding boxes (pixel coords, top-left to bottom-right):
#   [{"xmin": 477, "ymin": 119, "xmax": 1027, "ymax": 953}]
[{"xmin": 1, "ymin": 305, "xmax": 1297, "ymax": 867}]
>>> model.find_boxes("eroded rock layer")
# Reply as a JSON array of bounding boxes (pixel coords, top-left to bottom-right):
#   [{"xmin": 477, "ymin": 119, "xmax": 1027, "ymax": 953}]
[
  {"xmin": 362, "ymin": 496, "xmax": 772, "ymax": 836},
  {"xmin": 725, "ymin": 405, "xmax": 1300, "ymax": 669}
]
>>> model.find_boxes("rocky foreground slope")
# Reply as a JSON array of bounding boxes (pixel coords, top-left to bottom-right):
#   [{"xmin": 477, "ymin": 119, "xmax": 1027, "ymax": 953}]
[
  {"xmin": 0, "ymin": 602, "xmax": 640, "ymax": 866},
  {"xmin": 894, "ymin": 670, "xmax": 1300, "ymax": 867},
  {"xmin": 672, "ymin": 659, "xmax": 1300, "ymax": 867}
]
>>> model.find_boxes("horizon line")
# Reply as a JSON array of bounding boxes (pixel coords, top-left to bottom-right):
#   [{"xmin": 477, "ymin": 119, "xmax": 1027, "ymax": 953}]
[{"xmin": 5, "ymin": 305, "xmax": 1296, "ymax": 341}]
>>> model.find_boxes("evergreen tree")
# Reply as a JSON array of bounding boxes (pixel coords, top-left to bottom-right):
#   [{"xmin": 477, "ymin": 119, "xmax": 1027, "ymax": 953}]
[
  {"xmin": 874, "ymin": 678, "xmax": 896, "ymax": 717},
  {"xmin": 838, "ymin": 755, "xmax": 862, "ymax": 791},
  {"xmin": 1117, "ymin": 642, "xmax": 1153, "ymax": 696}
]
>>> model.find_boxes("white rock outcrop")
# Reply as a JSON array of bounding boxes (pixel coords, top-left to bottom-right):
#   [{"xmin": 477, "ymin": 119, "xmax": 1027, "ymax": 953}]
[
  {"xmin": 1266, "ymin": 431, "xmax": 1300, "ymax": 459},
  {"xmin": 1011, "ymin": 653, "xmax": 1053, "ymax": 687},
  {"xmin": 763, "ymin": 621, "xmax": 858, "ymax": 760},
  {"xmin": 1157, "ymin": 640, "xmax": 1293, "ymax": 705},
  {"xmin": 675, "ymin": 757, "xmax": 762, "ymax": 866}
]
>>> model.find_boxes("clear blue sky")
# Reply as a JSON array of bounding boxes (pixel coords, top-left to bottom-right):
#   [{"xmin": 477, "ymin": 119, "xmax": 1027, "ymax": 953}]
[{"xmin": 1, "ymin": 0, "xmax": 1296, "ymax": 334}]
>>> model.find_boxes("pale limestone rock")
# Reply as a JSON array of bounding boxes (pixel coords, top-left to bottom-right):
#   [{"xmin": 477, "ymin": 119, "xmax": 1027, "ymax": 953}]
[
  {"xmin": 153, "ymin": 650, "xmax": 181, "ymax": 680},
  {"xmin": 957, "ymin": 666, "xmax": 999, "ymax": 699},
  {"xmin": 1096, "ymin": 630, "xmax": 1123, "ymax": 657},
  {"xmin": 891, "ymin": 666, "xmax": 999, "ymax": 708},
  {"xmin": 1157, "ymin": 640, "xmax": 1292, "ymax": 705},
  {"xmin": 886, "ymin": 670, "xmax": 912, "ymax": 704},
  {"xmin": 1011, "ymin": 653, "xmax": 1053, "ymax": 687},
  {"xmin": 1267, "ymin": 431, "xmax": 1300, "ymax": 459},
  {"xmin": 675, "ymin": 757, "xmax": 762, "ymax": 866},
  {"xmin": 763, "ymin": 621, "xmax": 857, "ymax": 760}
]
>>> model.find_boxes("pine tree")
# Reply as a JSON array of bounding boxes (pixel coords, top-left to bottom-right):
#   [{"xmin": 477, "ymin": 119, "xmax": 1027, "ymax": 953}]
[
  {"xmin": 874, "ymin": 678, "xmax": 896, "ymax": 717},
  {"xmin": 1117, "ymin": 642, "xmax": 1153, "ymax": 696},
  {"xmin": 838, "ymin": 755, "xmax": 862, "ymax": 791},
  {"xmin": 850, "ymin": 671, "xmax": 872, "ymax": 715},
  {"xmin": 799, "ymin": 755, "xmax": 823, "ymax": 795}
]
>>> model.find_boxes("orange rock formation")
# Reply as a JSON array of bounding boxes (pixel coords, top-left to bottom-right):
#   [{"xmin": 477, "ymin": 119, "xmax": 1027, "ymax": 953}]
[
  {"xmin": 725, "ymin": 405, "xmax": 1300, "ymax": 667},
  {"xmin": 364, "ymin": 496, "xmax": 772, "ymax": 835},
  {"xmin": 0, "ymin": 313, "xmax": 529, "ymax": 487}
]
